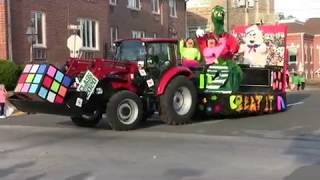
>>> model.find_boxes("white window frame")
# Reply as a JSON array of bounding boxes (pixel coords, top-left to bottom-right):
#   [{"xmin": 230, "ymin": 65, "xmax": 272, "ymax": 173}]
[
  {"xmin": 247, "ymin": 0, "xmax": 255, "ymax": 8},
  {"xmin": 78, "ymin": 18, "xmax": 99, "ymax": 51},
  {"xmin": 234, "ymin": 0, "xmax": 246, "ymax": 8},
  {"xmin": 110, "ymin": 0, "xmax": 117, "ymax": 6},
  {"xmin": 132, "ymin": 31, "xmax": 145, "ymax": 38},
  {"xmin": 152, "ymin": 0, "xmax": 160, "ymax": 14},
  {"xmin": 127, "ymin": 0, "xmax": 141, "ymax": 10},
  {"xmin": 31, "ymin": 11, "xmax": 46, "ymax": 47},
  {"xmin": 169, "ymin": 0, "xmax": 177, "ymax": 17},
  {"xmin": 110, "ymin": 26, "xmax": 118, "ymax": 47}
]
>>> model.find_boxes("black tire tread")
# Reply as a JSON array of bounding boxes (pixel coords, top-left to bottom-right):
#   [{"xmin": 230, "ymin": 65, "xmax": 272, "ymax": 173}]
[
  {"xmin": 160, "ymin": 75, "xmax": 197, "ymax": 125},
  {"xmin": 106, "ymin": 90, "xmax": 143, "ymax": 131}
]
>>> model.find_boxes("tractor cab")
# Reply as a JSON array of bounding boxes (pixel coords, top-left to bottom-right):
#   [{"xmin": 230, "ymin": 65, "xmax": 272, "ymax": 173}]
[{"xmin": 114, "ymin": 38, "xmax": 180, "ymax": 77}]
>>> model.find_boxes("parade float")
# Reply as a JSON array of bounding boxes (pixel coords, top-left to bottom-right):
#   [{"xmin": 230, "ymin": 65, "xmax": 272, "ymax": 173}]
[{"xmin": 9, "ymin": 6, "xmax": 288, "ymax": 130}]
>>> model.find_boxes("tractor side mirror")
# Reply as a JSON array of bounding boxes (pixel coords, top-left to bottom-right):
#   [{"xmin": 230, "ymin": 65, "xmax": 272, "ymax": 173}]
[{"xmin": 110, "ymin": 43, "xmax": 118, "ymax": 59}]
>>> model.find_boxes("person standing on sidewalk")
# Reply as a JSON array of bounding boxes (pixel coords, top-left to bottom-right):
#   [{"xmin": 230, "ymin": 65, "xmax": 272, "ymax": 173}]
[
  {"xmin": 299, "ymin": 72, "xmax": 306, "ymax": 90},
  {"xmin": 292, "ymin": 73, "xmax": 299, "ymax": 91},
  {"xmin": 0, "ymin": 84, "xmax": 7, "ymax": 118}
]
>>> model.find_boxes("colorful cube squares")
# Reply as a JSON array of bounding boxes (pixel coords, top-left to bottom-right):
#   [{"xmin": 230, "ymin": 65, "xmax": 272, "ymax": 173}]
[
  {"xmin": 29, "ymin": 84, "xmax": 39, "ymax": 93},
  {"xmin": 37, "ymin": 64, "xmax": 47, "ymax": 74},
  {"xmin": 15, "ymin": 64, "xmax": 73, "ymax": 104},
  {"xmin": 14, "ymin": 83, "xmax": 23, "ymax": 92},
  {"xmin": 47, "ymin": 91, "xmax": 56, "ymax": 103},
  {"xmin": 54, "ymin": 96, "xmax": 64, "ymax": 104},
  {"xmin": 43, "ymin": 76, "xmax": 53, "ymax": 89},
  {"xmin": 58, "ymin": 86, "xmax": 67, "ymax": 97},
  {"xmin": 38, "ymin": 87, "xmax": 48, "ymax": 99},
  {"xmin": 55, "ymin": 71, "xmax": 64, "ymax": 83},
  {"xmin": 47, "ymin": 66, "xmax": 57, "ymax": 78},
  {"xmin": 33, "ymin": 74, "xmax": 43, "ymax": 84},
  {"xmin": 21, "ymin": 84, "xmax": 30, "ymax": 93},
  {"xmin": 30, "ymin": 64, "xmax": 40, "ymax": 73},
  {"xmin": 62, "ymin": 76, "xmax": 72, "ymax": 87},
  {"xmin": 23, "ymin": 64, "xmax": 32, "ymax": 73},
  {"xmin": 26, "ymin": 74, "xmax": 35, "ymax": 83},
  {"xmin": 51, "ymin": 81, "xmax": 60, "ymax": 93},
  {"xmin": 18, "ymin": 74, "xmax": 28, "ymax": 84}
]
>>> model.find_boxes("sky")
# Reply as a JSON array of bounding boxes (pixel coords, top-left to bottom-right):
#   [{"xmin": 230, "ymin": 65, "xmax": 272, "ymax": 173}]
[{"xmin": 275, "ymin": 0, "xmax": 320, "ymax": 21}]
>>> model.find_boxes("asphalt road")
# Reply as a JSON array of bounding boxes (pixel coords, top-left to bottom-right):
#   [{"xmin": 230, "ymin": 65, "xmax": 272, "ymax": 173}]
[{"xmin": 0, "ymin": 90, "xmax": 320, "ymax": 180}]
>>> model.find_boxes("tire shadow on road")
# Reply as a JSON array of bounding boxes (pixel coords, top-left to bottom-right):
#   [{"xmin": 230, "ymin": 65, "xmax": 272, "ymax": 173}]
[{"xmin": 138, "ymin": 114, "xmax": 228, "ymax": 129}]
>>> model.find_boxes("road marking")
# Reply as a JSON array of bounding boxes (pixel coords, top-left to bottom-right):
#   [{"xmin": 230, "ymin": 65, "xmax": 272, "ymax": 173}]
[
  {"xmin": 199, "ymin": 120, "xmax": 225, "ymax": 125},
  {"xmin": 287, "ymin": 101, "xmax": 304, "ymax": 107}
]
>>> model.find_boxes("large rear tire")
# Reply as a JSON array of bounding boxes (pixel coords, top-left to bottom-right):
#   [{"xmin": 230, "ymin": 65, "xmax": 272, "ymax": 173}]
[
  {"xmin": 107, "ymin": 91, "xmax": 143, "ymax": 131},
  {"xmin": 71, "ymin": 110, "xmax": 102, "ymax": 127},
  {"xmin": 160, "ymin": 76, "xmax": 197, "ymax": 125}
]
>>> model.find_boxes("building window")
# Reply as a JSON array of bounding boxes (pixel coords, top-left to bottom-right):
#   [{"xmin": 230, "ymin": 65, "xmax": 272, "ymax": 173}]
[
  {"xmin": 31, "ymin": 11, "xmax": 46, "ymax": 47},
  {"xmin": 152, "ymin": 0, "xmax": 160, "ymax": 14},
  {"xmin": 110, "ymin": 0, "xmax": 117, "ymax": 6},
  {"xmin": 247, "ymin": 0, "xmax": 255, "ymax": 8},
  {"xmin": 169, "ymin": 0, "xmax": 177, "ymax": 17},
  {"xmin": 132, "ymin": 31, "xmax": 145, "ymax": 38},
  {"xmin": 128, "ymin": 0, "xmax": 141, "ymax": 10},
  {"xmin": 289, "ymin": 55, "xmax": 297, "ymax": 64},
  {"xmin": 233, "ymin": 0, "xmax": 255, "ymax": 8},
  {"xmin": 78, "ymin": 18, "xmax": 99, "ymax": 50},
  {"xmin": 110, "ymin": 27, "xmax": 118, "ymax": 47}
]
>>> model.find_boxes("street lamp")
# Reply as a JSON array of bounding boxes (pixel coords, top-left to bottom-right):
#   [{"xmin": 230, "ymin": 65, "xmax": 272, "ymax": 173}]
[{"xmin": 25, "ymin": 26, "xmax": 37, "ymax": 63}]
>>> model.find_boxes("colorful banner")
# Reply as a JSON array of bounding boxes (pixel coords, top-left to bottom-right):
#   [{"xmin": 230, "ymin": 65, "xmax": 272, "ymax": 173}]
[{"xmin": 233, "ymin": 25, "xmax": 288, "ymax": 67}]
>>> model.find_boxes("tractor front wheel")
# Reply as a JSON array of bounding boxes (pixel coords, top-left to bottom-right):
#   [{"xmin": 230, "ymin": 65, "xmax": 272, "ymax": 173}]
[
  {"xmin": 107, "ymin": 91, "xmax": 143, "ymax": 131},
  {"xmin": 160, "ymin": 76, "xmax": 197, "ymax": 125}
]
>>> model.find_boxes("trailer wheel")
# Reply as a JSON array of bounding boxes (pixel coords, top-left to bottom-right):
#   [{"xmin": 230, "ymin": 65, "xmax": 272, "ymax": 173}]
[
  {"xmin": 107, "ymin": 91, "xmax": 143, "ymax": 131},
  {"xmin": 71, "ymin": 110, "xmax": 102, "ymax": 127},
  {"xmin": 160, "ymin": 75, "xmax": 197, "ymax": 125}
]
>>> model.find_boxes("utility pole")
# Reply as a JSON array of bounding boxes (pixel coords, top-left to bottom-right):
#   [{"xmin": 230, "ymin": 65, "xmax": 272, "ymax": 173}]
[
  {"xmin": 226, "ymin": 0, "xmax": 229, "ymax": 32},
  {"xmin": 245, "ymin": 0, "xmax": 249, "ymax": 25}
]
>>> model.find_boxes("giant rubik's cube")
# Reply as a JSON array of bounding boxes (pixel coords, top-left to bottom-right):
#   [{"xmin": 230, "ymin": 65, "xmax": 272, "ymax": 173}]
[{"xmin": 14, "ymin": 64, "xmax": 72, "ymax": 104}]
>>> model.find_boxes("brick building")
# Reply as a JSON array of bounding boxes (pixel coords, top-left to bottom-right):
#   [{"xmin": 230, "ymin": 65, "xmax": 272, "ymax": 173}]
[
  {"xmin": 0, "ymin": 0, "xmax": 187, "ymax": 66},
  {"xmin": 0, "ymin": 0, "xmax": 9, "ymax": 60},
  {"xmin": 280, "ymin": 18, "xmax": 320, "ymax": 79},
  {"xmin": 107, "ymin": 0, "xmax": 187, "ymax": 56},
  {"xmin": 186, "ymin": 0, "xmax": 276, "ymax": 36}
]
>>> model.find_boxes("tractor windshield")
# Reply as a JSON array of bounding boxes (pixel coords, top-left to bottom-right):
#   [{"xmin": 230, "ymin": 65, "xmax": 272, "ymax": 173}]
[
  {"xmin": 146, "ymin": 43, "xmax": 176, "ymax": 62},
  {"xmin": 115, "ymin": 40, "xmax": 146, "ymax": 61}
]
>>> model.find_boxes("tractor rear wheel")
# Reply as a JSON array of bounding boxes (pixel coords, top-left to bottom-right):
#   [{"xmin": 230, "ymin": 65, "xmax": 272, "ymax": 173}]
[
  {"xmin": 107, "ymin": 90, "xmax": 143, "ymax": 131},
  {"xmin": 160, "ymin": 76, "xmax": 197, "ymax": 125}
]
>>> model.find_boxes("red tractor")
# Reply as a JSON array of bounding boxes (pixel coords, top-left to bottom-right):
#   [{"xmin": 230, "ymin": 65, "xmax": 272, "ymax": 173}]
[
  {"xmin": 10, "ymin": 37, "xmax": 287, "ymax": 131},
  {"xmin": 10, "ymin": 38, "xmax": 199, "ymax": 130}
]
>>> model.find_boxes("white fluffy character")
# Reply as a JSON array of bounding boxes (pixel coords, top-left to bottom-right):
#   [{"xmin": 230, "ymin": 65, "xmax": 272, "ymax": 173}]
[{"xmin": 239, "ymin": 25, "xmax": 267, "ymax": 66}]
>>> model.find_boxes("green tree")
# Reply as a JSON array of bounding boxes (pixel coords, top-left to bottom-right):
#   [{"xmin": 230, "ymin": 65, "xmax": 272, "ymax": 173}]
[{"xmin": 0, "ymin": 60, "xmax": 23, "ymax": 91}]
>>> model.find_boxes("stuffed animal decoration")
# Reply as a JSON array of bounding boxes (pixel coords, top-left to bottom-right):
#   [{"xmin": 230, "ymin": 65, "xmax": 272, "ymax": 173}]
[
  {"xmin": 197, "ymin": 6, "xmax": 239, "ymax": 62},
  {"xmin": 239, "ymin": 25, "xmax": 267, "ymax": 66},
  {"xmin": 196, "ymin": 5, "xmax": 242, "ymax": 92}
]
